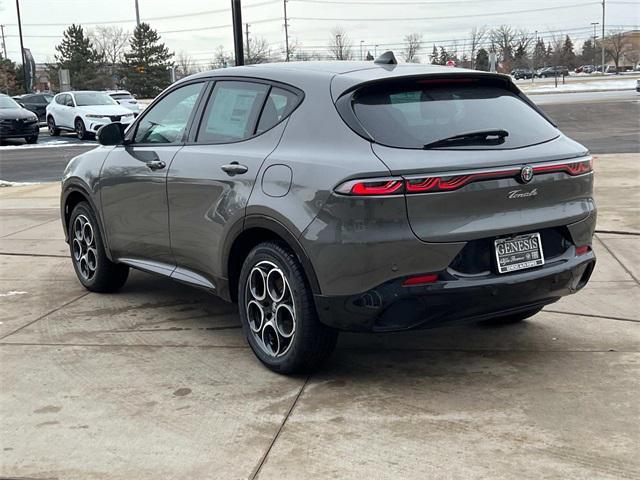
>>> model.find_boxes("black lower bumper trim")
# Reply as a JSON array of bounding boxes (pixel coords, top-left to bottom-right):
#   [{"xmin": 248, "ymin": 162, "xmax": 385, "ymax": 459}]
[{"xmin": 314, "ymin": 253, "xmax": 596, "ymax": 332}]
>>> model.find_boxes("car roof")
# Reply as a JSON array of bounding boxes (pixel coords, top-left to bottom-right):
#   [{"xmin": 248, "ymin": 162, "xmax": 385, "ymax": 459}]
[{"xmin": 186, "ymin": 61, "xmax": 506, "ymax": 97}]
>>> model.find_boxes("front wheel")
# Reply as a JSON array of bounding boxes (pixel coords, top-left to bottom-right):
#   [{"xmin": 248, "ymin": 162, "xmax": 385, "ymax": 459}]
[
  {"xmin": 47, "ymin": 116, "xmax": 60, "ymax": 136},
  {"xmin": 238, "ymin": 241, "xmax": 338, "ymax": 374},
  {"xmin": 25, "ymin": 135, "xmax": 38, "ymax": 144},
  {"xmin": 75, "ymin": 118, "xmax": 89, "ymax": 140},
  {"xmin": 69, "ymin": 201, "xmax": 129, "ymax": 292}
]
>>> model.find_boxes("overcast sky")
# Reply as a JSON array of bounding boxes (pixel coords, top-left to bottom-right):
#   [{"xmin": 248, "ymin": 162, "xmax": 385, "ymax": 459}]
[{"xmin": 0, "ymin": 0, "xmax": 638, "ymax": 64}]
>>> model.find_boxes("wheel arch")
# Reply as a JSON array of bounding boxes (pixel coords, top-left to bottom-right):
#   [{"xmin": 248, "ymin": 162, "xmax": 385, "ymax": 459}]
[{"xmin": 224, "ymin": 215, "xmax": 321, "ymax": 304}]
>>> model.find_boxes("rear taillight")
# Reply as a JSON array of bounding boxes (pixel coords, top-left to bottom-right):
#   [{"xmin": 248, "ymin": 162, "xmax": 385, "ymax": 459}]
[
  {"xmin": 575, "ymin": 245, "xmax": 591, "ymax": 256},
  {"xmin": 335, "ymin": 157, "xmax": 592, "ymax": 196},
  {"xmin": 533, "ymin": 158, "xmax": 592, "ymax": 176},
  {"xmin": 335, "ymin": 178, "xmax": 404, "ymax": 196}
]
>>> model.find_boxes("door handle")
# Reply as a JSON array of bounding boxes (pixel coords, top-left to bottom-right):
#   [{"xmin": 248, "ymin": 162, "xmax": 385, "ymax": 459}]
[
  {"xmin": 146, "ymin": 160, "xmax": 166, "ymax": 170},
  {"xmin": 221, "ymin": 162, "xmax": 248, "ymax": 175}
]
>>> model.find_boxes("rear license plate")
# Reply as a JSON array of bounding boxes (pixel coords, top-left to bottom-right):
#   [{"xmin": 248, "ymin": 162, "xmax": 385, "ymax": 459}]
[{"xmin": 495, "ymin": 233, "xmax": 545, "ymax": 274}]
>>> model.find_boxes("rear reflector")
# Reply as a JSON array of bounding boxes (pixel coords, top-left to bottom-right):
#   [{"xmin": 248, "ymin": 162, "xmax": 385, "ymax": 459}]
[
  {"xmin": 402, "ymin": 273, "xmax": 439, "ymax": 286},
  {"xmin": 575, "ymin": 245, "xmax": 591, "ymax": 256}
]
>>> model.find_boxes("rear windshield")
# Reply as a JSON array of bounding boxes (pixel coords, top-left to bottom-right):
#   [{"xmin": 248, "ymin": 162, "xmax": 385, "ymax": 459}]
[{"xmin": 351, "ymin": 79, "xmax": 558, "ymax": 149}]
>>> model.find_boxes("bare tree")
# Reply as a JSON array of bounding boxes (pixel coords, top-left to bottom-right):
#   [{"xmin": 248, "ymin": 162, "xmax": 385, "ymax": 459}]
[
  {"xmin": 469, "ymin": 26, "xmax": 486, "ymax": 69},
  {"xmin": 604, "ymin": 30, "xmax": 630, "ymax": 72},
  {"xmin": 175, "ymin": 50, "xmax": 195, "ymax": 77},
  {"xmin": 90, "ymin": 26, "xmax": 129, "ymax": 65},
  {"xmin": 328, "ymin": 27, "xmax": 353, "ymax": 60},
  {"xmin": 490, "ymin": 25, "xmax": 517, "ymax": 69},
  {"xmin": 403, "ymin": 33, "xmax": 422, "ymax": 63},
  {"xmin": 211, "ymin": 45, "xmax": 230, "ymax": 69},
  {"xmin": 245, "ymin": 36, "xmax": 270, "ymax": 64}
]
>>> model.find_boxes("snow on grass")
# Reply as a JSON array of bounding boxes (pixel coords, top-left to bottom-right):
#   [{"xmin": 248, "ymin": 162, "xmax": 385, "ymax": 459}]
[{"xmin": 522, "ymin": 78, "xmax": 636, "ymax": 94}]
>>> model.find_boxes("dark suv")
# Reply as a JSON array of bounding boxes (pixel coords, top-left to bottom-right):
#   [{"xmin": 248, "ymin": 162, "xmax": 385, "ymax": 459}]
[{"xmin": 61, "ymin": 58, "xmax": 596, "ymax": 373}]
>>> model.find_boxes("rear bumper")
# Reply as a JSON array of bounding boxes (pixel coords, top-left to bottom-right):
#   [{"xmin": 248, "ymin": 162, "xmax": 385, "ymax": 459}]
[{"xmin": 314, "ymin": 250, "xmax": 595, "ymax": 332}]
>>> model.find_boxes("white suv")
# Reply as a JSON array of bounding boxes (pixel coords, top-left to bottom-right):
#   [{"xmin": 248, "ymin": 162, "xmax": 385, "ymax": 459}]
[
  {"xmin": 46, "ymin": 91, "xmax": 135, "ymax": 140},
  {"xmin": 107, "ymin": 90, "xmax": 141, "ymax": 115}
]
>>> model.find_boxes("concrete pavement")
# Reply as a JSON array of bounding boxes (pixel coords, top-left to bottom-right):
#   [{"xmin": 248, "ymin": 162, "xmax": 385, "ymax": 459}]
[{"xmin": 0, "ymin": 154, "xmax": 638, "ymax": 479}]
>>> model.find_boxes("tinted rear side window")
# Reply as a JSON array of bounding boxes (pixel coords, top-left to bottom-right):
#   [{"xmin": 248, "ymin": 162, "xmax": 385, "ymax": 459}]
[
  {"xmin": 351, "ymin": 79, "xmax": 558, "ymax": 149},
  {"xmin": 256, "ymin": 87, "xmax": 299, "ymax": 134}
]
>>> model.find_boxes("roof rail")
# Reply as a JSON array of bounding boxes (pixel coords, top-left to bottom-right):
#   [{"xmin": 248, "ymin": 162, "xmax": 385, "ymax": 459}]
[{"xmin": 374, "ymin": 51, "xmax": 397, "ymax": 65}]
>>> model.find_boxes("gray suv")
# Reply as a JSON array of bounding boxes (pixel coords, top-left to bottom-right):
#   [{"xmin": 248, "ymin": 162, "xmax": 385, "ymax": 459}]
[{"xmin": 61, "ymin": 59, "xmax": 596, "ymax": 373}]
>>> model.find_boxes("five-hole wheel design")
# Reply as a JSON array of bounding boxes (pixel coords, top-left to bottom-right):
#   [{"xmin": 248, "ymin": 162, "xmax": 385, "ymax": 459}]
[
  {"xmin": 71, "ymin": 214, "xmax": 98, "ymax": 281},
  {"xmin": 245, "ymin": 260, "xmax": 297, "ymax": 357}
]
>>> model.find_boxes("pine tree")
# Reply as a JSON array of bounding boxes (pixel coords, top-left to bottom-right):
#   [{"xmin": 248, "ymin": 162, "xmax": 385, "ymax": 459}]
[
  {"xmin": 0, "ymin": 55, "xmax": 19, "ymax": 95},
  {"xmin": 123, "ymin": 23, "xmax": 174, "ymax": 98},
  {"xmin": 581, "ymin": 38, "xmax": 596, "ymax": 65},
  {"xmin": 561, "ymin": 35, "xmax": 576, "ymax": 68},
  {"xmin": 475, "ymin": 48, "xmax": 489, "ymax": 71},
  {"xmin": 431, "ymin": 45, "xmax": 439, "ymax": 65},
  {"xmin": 438, "ymin": 46, "xmax": 449, "ymax": 65},
  {"xmin": 54, "ymin": 24, "xmax": 106, "ymax": 90},
  {"xmin": 533, "ymin": 39, "xmax": 546, "ymax": 67}
]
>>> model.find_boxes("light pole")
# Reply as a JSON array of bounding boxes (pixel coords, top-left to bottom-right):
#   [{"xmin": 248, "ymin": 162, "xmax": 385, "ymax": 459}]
[
  {"xmin": 360, "ymin": 40, "xmax": 364, "ymax": 61},
  {"xmin": 601, "ymin": 0, "xmax": 606, "ymax": 75},
  {"xmin": 134, "ymin": 0, "xmax": 140, "ymax": 26},
  {"xmin": 532, "ymin": 30, "xmax": 538, "ymax": 83},
  {"xmin": 336, "ymin": 34, "xmax": 341, "ymax": 59},
  {"xmin": 15, "ymin": 0, "xmax": 28, "ymax": 93},
  {"xmin": 591, "ymin": 21, "xmax": 599, "ymax": 67},
  {"xmin": 283, "ymin": 0, "xmax": 290, "ymax": 61}
]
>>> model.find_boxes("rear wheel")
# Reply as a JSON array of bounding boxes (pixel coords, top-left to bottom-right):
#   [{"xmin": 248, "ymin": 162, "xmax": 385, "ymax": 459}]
[
  {"xmin": 479, "ymin": 306, "xmax": 543, "ymax": 326},
  {"xmin": 69, "ymin": 201, "xmax": 129, "ymax": 292},
  {"xmin": 238, "ymin": 241, "xmax": 338, "ymax": 374},
  {"xmin": 47, "ymin": 116, "xmax": 60, "ymax": 136}
]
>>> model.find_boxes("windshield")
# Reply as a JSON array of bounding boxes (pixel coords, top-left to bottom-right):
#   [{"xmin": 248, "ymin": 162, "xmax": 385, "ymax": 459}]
[
  {"xmin": 74, "ymin": 92, "xmax": 117, "ymax": 106},
  {"xmin": 351, "ymin": 78, "xmax": 559, "ymax": 149},
  {"xmin": 43, "ymin": 95, "xmax": 53, "ymax": 103},
  {"xmin": 0, "ymin": 96, "xmax": 21, "ymax": 109}
]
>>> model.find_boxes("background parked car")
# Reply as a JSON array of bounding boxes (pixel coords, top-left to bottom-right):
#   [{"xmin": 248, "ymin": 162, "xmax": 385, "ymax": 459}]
[
  {"xmin": 107, "ymin": 90, "xmax": 141, "ymax": 116},
  {"xmin": 13, "ymin": 93, "xmax": 54, "ymax": 123},
  {"xmin": 538, "ymin": 66, "xmax": 569, "ymax": 78},
  {"xmin": 46, "ymin": 91, "xmax": 135, "ymax": 140},
  {"xmin": 575, "ymin": 65, "xmax": 596, "ymax": 74},
  {"xmin": 510, "ymin": 68, "xmax": 533, "ymax": 80},
  {"xmin": 0, "ymin": 93, "xmax": 39, "ymax": 144}
]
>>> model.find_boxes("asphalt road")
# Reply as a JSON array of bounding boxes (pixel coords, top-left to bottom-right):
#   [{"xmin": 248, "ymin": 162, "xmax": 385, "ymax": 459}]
[{"xmin": 0, "ymin": 90, "xmax": 638, "ymax": 183}]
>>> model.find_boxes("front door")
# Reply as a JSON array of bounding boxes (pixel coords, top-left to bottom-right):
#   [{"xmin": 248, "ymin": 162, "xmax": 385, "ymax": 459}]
[{"xmin": 100, "ymin": 81, "xmax": 206, "ymax": 273}]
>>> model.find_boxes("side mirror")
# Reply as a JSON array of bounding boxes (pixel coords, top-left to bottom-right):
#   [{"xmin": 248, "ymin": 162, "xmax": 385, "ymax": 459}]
[{"xmin": 97, "ymin": 122, "xmax": 125, "ymax": 146}]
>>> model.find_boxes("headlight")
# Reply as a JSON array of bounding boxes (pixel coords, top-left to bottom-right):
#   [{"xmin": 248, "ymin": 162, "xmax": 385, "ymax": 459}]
[{"xmin": 86, "ymin": 114, "xmax": 108, "ymax": 119}]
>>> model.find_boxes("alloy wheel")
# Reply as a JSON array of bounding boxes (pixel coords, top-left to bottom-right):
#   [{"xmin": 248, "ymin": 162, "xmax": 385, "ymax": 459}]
[
  {"xmin": 76, "ymin": 120, "xmax": 85, "ymax": 139},
  {"xmin": 72, "ymin": 214, "xmax": 98, "ymax": 281},
  {"xmin": 48, "ymin": 118, "xmax": 56, "ymax": 135},
  {"xmin": 245, "ymin": 260, "xmax": 297, "ymax": 357}
]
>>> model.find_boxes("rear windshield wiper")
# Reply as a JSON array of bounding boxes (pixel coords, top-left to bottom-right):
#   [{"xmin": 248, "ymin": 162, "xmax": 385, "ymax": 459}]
[{"xmin": 423, "ymin": 129, "xmax": 509, "ymax": 149}]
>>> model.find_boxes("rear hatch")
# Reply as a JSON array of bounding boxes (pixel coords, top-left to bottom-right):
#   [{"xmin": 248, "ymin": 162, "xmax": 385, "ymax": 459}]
[{"xmin": 336, "ymin": 74, "xmax": 594, "ymax": 243}]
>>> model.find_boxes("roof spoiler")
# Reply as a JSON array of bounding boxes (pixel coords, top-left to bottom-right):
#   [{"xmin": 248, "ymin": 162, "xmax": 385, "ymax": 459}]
[{"xmin": 374, "ymin": 51, "xmax": 397, "ymax": 65}]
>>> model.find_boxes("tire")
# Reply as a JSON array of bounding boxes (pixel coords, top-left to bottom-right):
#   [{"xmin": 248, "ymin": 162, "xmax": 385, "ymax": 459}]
[
  {"xmin": 68, "ymin": 201, "xmax": 129, "ymax": 293},
  {"xmin": 25, "ymin": 135, "xmax": 38, "ymax": 144},
  {"xmin": 75, "ymin": 118, "xmax": 89, "ymax": 140},
  {"xmin": 47, "ymin": 116, "xmax": 60, "ymax": 136},
  {"xmin": 479, "ymin": 306, "xmax": 543, "ymax": 326},
  {"xmin": 238, "ymin": 241, "xmax": 338, "ymax": 374}
]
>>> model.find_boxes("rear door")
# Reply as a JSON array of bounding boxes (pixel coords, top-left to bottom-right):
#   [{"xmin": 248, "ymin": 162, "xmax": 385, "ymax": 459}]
[
  {"xmin": 345, "ymin": 76, "xmax": 593, "ymax": 242},
  {"xmin": 167, "ymin": 80, "xmax": 298, "ymax": 285}
]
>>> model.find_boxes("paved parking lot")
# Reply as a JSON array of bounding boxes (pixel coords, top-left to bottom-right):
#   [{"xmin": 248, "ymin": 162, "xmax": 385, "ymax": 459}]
[{"xmin": 0, "ymin": 154, "xmax": 639, "ymax": 479}]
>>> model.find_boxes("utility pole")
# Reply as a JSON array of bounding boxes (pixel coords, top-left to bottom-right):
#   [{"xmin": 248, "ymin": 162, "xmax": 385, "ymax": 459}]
[
  {"xmin": 532, "ymin": 30, "xmax": 538, "ymax": 83},
  {"xmin": 283, "ymin": 0, "xmax": 290, "ymax": 61},
  {"xmin": 231, "ymin": 0, "xmax": 244, "ymax": 66},
  {"xmin": 0, "ymin": 25, "xmax": 7, "ymax": 58},
  {"xmin": 601, "ymin": 0, "xmax": 606, "ymax": 74},
  {"xmin": 15, "ymin": 0, "xmax": 28, "ymax": 93},
  {"xmin": 360, "ymin": 40, "xmax": 364, "ymax": 61},
  {"xmin": 591, "ymin": 22, "xmax": 599, "ymax": 66},
  {"xmin": 134, "ymin": 0, "xmax": 141, "ymax": 26},
  {"xmin": 245, "ymin": 23, "xmax": 250, "ymax": 63}
]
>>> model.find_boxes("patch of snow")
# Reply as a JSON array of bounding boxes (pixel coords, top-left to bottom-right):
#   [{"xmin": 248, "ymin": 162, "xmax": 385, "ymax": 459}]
[
  {"xmin": 0, "ymin": 141, "xmax": 94, "ymax": 151},
  {"xmin": 0, "ymin": 290, "xmax": 28, "ymax": 297},
  {"xmin": 523, "ymin": 79, "xmax": 636, "ymax": 94},
  {"xmin": 0, "ymin": 180, "xmax": 40, "ymax": 187}
]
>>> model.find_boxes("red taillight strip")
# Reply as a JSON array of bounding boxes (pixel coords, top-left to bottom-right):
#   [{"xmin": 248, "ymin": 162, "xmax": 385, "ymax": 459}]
[
  {"xmin": 532, "ymin": 158, "xmax": 592, "ymax": 176},
  {"xmin": 350, "ymin": 179, "xmax": 403, "ymax": 195},
  {"xmin": 406, "ymin": 169, "xmax": 519, "ymax": 193}
]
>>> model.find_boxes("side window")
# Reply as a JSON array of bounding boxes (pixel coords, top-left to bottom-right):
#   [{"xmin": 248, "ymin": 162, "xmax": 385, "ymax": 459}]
[
  {"xmin": 256, "ymin": 87, "xmax": 299, "ymax": 134},
  {"xmin": 66, "ymin": 95, "xmax": 74, "ymax": 107},
  {"xmin": 134, "ymin": 82, "xmax": 204, "ymax": 144},
  {"xmin": 197, "ymin": 81, "xmax": 269, "ymax": 143},
  {"xmin": 55, "ymin": 94, "xmax": 66, "ymax": 105}
]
